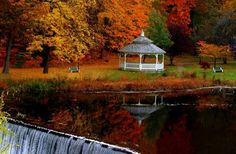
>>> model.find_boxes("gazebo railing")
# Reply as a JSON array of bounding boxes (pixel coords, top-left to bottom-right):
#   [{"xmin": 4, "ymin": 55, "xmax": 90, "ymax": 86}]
[{"xmin": 120, "ymin": 62, "xmax": 164, "ymax": 71}]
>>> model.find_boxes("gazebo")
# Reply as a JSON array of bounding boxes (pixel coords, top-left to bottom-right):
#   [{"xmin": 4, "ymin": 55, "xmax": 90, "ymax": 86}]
[{"xmin": 118, "ymin": 31, "xmax": 166, "ymax": 71}]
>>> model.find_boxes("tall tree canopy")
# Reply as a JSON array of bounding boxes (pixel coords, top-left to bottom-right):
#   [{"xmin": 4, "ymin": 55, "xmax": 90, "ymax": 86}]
[
  {"xmin": 97, "ymin": 0, "xmax": 153, "ymax": 51},
  {"xmin": 192, "ymin": 0, "xmax": 222, "ymax": 41},
  {"xmin": 27, "ymin": 0, "xmax": 95, "ymax": 73},
  {"xmin": 212, "ymin": 0, "xmax": 236, "ymax": 44},
  {"xmin": 0, "ymin": 0, "xmax": 30, "ymax": 74},
  {"xmin": 163, "ymin": 0, "xmax": 196, "ymax": 36},
  {"xmin": 146, "ymin": 11, "xmax": 173, "ymax": 50}
]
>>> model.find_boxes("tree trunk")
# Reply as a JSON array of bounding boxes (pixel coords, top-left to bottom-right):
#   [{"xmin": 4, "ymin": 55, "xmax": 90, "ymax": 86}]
[
  {"xmin": 214, "ymin": 58, "xmax": 216, "ymax": 67},
  {"xmin": 42, "ymin": 49, "xmax": 50, "ymax": 74},
  {"xmin": 2, "ymin": 34, "xmax": 13, "ymax": 74},
  {"xmin": 99, "ymin": 49, "xmax": 104, "ymax": 59},
  {"xmin": 170, "ymin": 56, "xmax": 174, "ymax": 65},
  {"xmin": 199, "ymin": 56, "xmax": 202, "ymax": 64},
  {"xmin": 223, "ymin": 57, "xmax": 227, "ymax": 64}
]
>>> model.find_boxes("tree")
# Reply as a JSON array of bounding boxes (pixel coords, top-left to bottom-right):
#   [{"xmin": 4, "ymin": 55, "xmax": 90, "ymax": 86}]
[
  {"xmin": 197, "ymin": 41, "xmax": 230, "ymax": 67},
  {"xmin": 97, "ymin": 0, "xmax": 152, "ymax": 52},
  {"xmin": 0, "ymin": 0, "xmax": 29, "ymax": 74},
  {"xmin": 146, "ymin": 10, "xmax": 174, "ymax": 64},
  {"xmin": 191, "ymin": 0, "xmax": 222, "ymax": 42},
  {"xmin": 27, "ymin": 0, "xmax": 95, "ymax": 73},
  {"xmin": 163, "ymin": 0, "xmax": 196, "ymax": 36},
  {"xmin": 146, "ymin": 11, "xmax": 173, "ymax": 50},
  {"xmin": 161, "ymin": 0, "xmax": 196, "ymax": 65},
  {"xmin": 212, "ymin": 0, "xmax": 236, "ymax": 45}
]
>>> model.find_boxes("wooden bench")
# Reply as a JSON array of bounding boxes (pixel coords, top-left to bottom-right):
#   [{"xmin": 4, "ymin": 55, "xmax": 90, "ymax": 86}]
[
  {"xmin": 68, "ymin": 67, "xmax": 79, "ymax": 73},
  {"xmin": 213, "ymin": 67, "xmax": 223, "ymax": 73}
]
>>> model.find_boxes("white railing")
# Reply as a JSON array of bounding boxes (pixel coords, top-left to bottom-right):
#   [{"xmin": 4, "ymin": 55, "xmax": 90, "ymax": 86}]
[{"xmin": 120, "ymin": 62, "xmax": 164, "ymax": 71}]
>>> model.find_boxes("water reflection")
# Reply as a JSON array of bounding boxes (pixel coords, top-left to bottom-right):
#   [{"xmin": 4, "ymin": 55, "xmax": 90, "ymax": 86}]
[
  {"xmin": 4, "ymin": 91, "xmax": 236, "ymax": 154},
  {"xmin": 122, "ymin": 95, "xmax": 164, "ymax": 125}
]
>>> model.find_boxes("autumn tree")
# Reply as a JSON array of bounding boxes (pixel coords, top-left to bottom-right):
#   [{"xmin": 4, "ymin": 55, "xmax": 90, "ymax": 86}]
[
  {"xmin": 163, "ymin": 0, "xmax": 196, "ymax": 36},
  {"xmin": 97, "ymin": 0, "xmax": 153, "ymax": 54},
  {"xmin": 161, "ymin": 0, "xmax": 196, "ymax": 65},
  {"xmin": 197, "ymin": 41, "xmax": 230, "ymax": 67},
  {"xmin": 27, "ymin": 0, "xmax": 95, "ymax": 73},
  {"xmin": 0, "ymin": 0, "xmax": 30, "ymax": 74}
]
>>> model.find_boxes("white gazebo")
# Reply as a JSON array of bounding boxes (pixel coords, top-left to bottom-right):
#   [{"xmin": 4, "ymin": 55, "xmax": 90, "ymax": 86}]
[{"xmin": 118, "ymin": 31, "xmax": 166, "ymax": 71}]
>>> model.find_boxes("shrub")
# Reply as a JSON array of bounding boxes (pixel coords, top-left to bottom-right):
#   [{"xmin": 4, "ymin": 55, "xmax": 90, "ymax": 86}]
[
  {"xmin": 22, "ymin": 80, "xmax": 50, "ymax": 91},
  {"xmin": 200, "ymin": 61, "xmax": 210, "ymax": 69}
]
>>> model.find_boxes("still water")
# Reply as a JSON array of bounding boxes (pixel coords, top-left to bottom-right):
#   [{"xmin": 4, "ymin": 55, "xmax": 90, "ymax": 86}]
[{"xmin": 4, "ymin": 90, "xmax": 236, "ymax": 154}]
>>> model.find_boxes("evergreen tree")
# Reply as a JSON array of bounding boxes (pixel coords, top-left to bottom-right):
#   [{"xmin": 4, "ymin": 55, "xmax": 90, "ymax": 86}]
[{"xmin": 146, "ymin": 11, "xmax": 173, "ymax": 50}]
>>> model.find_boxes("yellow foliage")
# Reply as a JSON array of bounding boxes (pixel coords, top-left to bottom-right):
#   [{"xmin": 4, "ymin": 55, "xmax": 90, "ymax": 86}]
[{"xmin": 27, "ymin": 0, "xmax": 95, "ymax": 63}]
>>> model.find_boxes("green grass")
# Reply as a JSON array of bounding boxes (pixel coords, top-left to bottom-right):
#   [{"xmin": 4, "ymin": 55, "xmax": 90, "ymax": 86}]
[
  {"xmin": 166, "ymin": 63, "xmax": 236, "ymax": 80},
  {"xmin": 0, "ymin": 55, "xmax": 236, "ymax": 82},
  {"xmin": 80, "ymin": 68, "xmax": 164, "ymax": 81}
]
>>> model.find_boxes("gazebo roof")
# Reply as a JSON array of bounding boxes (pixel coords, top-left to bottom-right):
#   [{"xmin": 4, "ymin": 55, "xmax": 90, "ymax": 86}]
[{"xmin": 119, "ymin": 31, "xmax": 166, "ymax": 54}]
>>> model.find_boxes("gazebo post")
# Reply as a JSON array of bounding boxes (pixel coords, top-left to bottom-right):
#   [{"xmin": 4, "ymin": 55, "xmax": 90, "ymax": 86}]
[
  {"xmin": 139, "ymin": 54, "xmax": 143, "ymax": 71},
  {"xmin": 124, "ymin": 53, "xmax": 127, "ymax": 70},
  {"xmin": 162, "ymin": 54, "xmax": 164, "ymax": 70},
  {"xmin": 155, "ymin": 54, "xmax": 159, "ymax": 70},
  {"xmin": 154, "ymin": 95, "xmax": 157, "ymax": 106}
]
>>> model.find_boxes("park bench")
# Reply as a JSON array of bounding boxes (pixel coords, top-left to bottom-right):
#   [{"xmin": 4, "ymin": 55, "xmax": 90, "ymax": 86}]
[
  {"xmin": 68, "ymin": 67, "xmax": 79, "ymax": 73},
  {"xmin": 213, "ymin": 67, "xmax": 223, "ymax": 73}
]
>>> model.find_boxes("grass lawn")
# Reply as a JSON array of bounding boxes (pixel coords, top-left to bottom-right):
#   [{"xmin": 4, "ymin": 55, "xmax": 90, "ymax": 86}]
[{"xmin": 0, "ymin": 55, "xmax": 236, "ymax": 81}]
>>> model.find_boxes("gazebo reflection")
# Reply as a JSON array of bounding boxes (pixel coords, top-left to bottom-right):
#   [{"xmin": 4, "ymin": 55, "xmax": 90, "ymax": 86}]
[{"xmin": 121, "ymin": 95, "xmax": 164, "ymax": 125}]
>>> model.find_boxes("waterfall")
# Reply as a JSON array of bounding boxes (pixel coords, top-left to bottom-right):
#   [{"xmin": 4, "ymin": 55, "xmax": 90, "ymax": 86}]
[{"xmin": 0, "ymin": 119, "xmax": 138, "ymax": 154}]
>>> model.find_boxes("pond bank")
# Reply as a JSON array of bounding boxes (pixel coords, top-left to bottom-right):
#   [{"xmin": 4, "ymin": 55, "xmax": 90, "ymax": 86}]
[{"xmin": 1, "ymin": 77, "xmax": 236, "ymax": 94}]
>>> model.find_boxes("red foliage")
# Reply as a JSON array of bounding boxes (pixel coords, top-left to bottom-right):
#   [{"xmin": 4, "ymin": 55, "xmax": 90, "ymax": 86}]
[
  {"xmin": 163, "ymin": 0, "xmax": 196, "ymax": 36},
  {"xmin": 156, "ymin": 115, "xmax": 193, "ymax": 154},
  {"xmin": 104, "ymin": 107, "xmax": 144, "ymax": 145},
  {"xmin": 199, "ymin": 61, "xmax": 210, "ymax": 69}
]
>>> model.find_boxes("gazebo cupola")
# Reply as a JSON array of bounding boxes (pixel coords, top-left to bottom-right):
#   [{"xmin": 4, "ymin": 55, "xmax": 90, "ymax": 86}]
[{"xmin": 118, "ymin": 31, "xmax": 166, "ymax": 71}]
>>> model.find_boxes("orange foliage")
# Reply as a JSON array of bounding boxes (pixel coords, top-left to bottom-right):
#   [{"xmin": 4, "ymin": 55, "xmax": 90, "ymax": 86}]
[
  {"xmin": 163, "ymin": 0, "xmax": 196, "ymax": 35},
  {"xmin": 97, "ymin": 0, "xmax": 153, "ymax": 50},
  {"xmin": 197, "ymin": 41, "xmax": 230, "ymax": 59}
]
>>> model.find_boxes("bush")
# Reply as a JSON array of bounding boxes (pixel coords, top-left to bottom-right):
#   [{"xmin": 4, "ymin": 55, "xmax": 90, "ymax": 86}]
[
  {"xmin": 200, "ymin": 61, "xmax": 210, "ymax": 69},
  {"xmin": 22, "ymin": 80, "xmax": 50, "ymax": 91}
]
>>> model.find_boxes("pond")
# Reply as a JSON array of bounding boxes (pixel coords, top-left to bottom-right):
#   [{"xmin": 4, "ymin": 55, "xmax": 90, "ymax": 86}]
[{"xmin": 3, "ymin": 89, "xmax": 236, "ymax": 154}]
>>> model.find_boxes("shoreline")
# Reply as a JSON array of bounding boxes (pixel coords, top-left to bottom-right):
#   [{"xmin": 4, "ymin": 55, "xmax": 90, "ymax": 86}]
[{"xmin": 1, "ymin": 77, "xmax": 236, "ymax": 95}]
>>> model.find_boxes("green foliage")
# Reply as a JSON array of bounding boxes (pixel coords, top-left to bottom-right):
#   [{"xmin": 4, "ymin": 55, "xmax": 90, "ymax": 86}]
[
  {"xmin": 213, "ymin": 1, "xmax": 236, "ymax": 44},
  {"xmin": 14, "ymin": 53, "xmax": 26, "ymax": 68},
  {"xmin": 191, "ymin": 0, "xmax": 221, "ymax": 41},
  {"xmin": 146, "ymin": 11, "xmax": 173, "ymax": 50},
  {"xmin": 0, "ymin": 91, "xmax": 11, "ymax": 153},
  {"xmin": 21, "ymin": 80, "xmax": 50, "ymax": 91}
]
